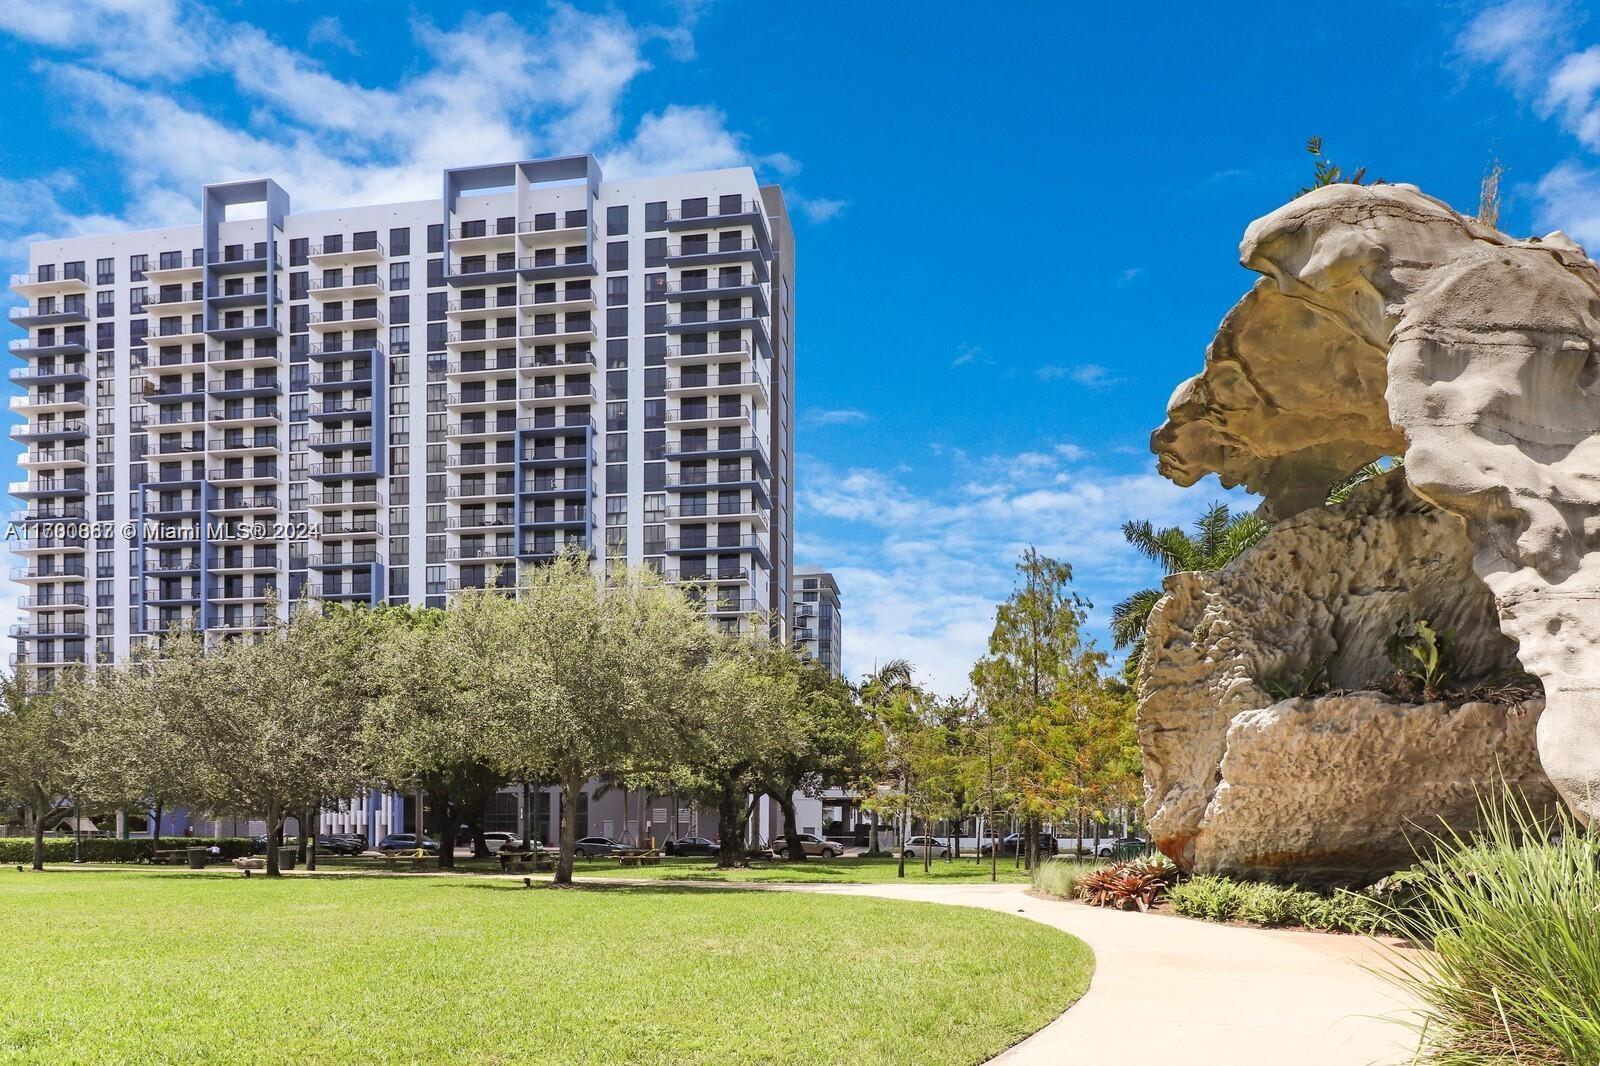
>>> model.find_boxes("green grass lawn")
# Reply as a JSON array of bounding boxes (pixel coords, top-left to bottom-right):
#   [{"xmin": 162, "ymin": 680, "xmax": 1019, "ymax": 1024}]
[{"xmin": 0, "ymin": 869, "xmax": 1092, "ymax": 1065}]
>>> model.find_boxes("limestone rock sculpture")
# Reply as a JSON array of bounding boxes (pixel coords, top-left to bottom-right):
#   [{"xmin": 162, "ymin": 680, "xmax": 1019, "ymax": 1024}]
[
  {"xmin": 1148, "ymin": 182, "xmax": 1600, "ymax": 837},
  {"xmin": 1139, "ymin": 472, "xmax": 1553, "ymax": 882}
]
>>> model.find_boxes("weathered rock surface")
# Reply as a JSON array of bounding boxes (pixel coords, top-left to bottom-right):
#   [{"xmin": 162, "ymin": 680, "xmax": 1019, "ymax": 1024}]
[
  {"xmin": 1152, "ymin": 181, "xmax": 1600, "ymax": 823},
  {"xmin": 1139, "ymin": 472, "xmax": 1556, "ymax": 883}
]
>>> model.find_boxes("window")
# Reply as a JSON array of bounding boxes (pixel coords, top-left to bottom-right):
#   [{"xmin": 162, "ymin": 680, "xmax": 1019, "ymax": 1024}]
[
  {"xmin": 607, "ymin": 276, "xmax": 628, "ymax": 307},
  {"xmin": 645, "ymin": 238, "xmax": 667, "ymax": 269},
  {"xmin": 389, "ymin": 262, "xmax": 409, "ymax": 291},
  {"xmin": 426, "ymin": 224, "xmax": 443, "ymax": 254},
  {"xmin": 606, "ymin": 433, "xmax": 627, "ymax": 463},
  {"xmin": 606, "ymin": 240, "xmax": 628, "ymax": 272},
  {"xmin": 129, "ymin": 287, "xmax": 147, "ymax": 314},
  {"xmin": 606, "ymin": 308, "xmax": 628, "ymax": 336},
  {"xmin": 390, "ymin": 227, "xmax": 410, "ymax": 256},
  {"xmin": 607, "ymin": 205, "xmax": 629, "ymax": 235},
  {"xmin": 129, "ymin": 254, "xmax": 148, "ymax": 282},
  {"xmin": 426, "ymin": 259, "xmax": 443, "ymax": 287},
  {"xmin": 645, "ymin": 201, "xmax": 667, "ymax": 232},
  {"xmin": 290, "ymin": 238, "xmax": 308, "ymax": 267},
  {"xmin": 96, "ymin": 258, "xmax": 114, "ymax": 285},
  {"xmin": 96, "ymin": 291, "xmax": 114, "ymax": 316},
  {"xmin": 607, "ymin": 369, "xmax": 628, "ymax": 400},
  {"xmin": 389, "ymin": 295, "xmax": 410, "ymax": 325}
]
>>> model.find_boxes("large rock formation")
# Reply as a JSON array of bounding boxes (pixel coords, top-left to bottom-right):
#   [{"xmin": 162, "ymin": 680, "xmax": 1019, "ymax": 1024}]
[
  {"xmin": 1140, "ymin": 472, "xmax": 1554, "ymax": 883},
  {"xmin": 1149, "ymin": 182, "xmax": 1600, "ymax": 829}
]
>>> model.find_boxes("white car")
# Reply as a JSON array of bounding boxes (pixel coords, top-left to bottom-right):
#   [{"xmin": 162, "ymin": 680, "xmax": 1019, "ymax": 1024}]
[
  {"xmin": 902, "ymin": 835, "xmax": 951, "ymax": 859},
  {"xmin": 480, "ymin": 832, "xmax": 523, "ymax": 854}
]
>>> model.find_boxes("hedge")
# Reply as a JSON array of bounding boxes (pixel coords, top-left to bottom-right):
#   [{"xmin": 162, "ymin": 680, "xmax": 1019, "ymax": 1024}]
[{"xmin": 0, "ymin": 837, "xmax": 257, "ymax": 864}]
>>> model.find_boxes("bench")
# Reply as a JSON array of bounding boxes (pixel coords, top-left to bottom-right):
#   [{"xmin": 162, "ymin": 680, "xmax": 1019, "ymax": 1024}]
[
  {"xmin": 496, "ymin": 850, "xmax": 553, "ymax": 873},
  {"xmin": 149, "ymin": 849, "xmax": 188, "ymax": 866},
  {"xmin": 617, "ymin": 850, "xmax": 664, "ymax": 868},
  {"xmin": 378, "ymin": 849, "xmax": 433, "ymax": 869}
]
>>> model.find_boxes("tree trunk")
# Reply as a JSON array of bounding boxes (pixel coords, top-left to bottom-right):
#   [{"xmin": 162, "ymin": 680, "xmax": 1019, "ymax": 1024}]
[
  {"xmin": 468, "ymin": 816, "xmax": 490, "ymax": 859},
  {"xmin": 150, "ymin": 799, "xmax": 165, "ymax": 861},
  {"xmin": 265, "ymin": 798, "xmax": 282, "ymax": 877},
  {"xmin": 436, "ymin": 795, "xmax": 456, "ymax": 870},
  {"xmin": 773, "ymin": 791, "xmax": 806, "ymax": 863},
  {"xmin": 521, "ymin": 782, "xmax": 533, "ymax": 849},
  {"xmin": 868, "ymin": 809, "xmax": 881, "ymax": 856},
  {"xmin": 554, "ymin": 775, "xmax": 580, "ymax": 885},
  {"xmin": 304, "ymin": 806, "xmax": 318, "ymax": 872},
  {"xmin": 1025, "ymin": 815, "xmax": 1039, "ymax": 871},
  {"xmin": 30, "ymin": 791, "xmax": 46, "ymax": 871},
  {"xmin": 295, "ymin": 811, "xmax": 309, "ymax": 865},
  {"xmin": 715, "ymin": 778, "xmax": 745, "ymax": 869}
]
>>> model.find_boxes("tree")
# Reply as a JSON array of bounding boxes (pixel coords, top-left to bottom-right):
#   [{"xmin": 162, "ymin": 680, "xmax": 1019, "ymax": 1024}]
[
  {"xmin": 75, "ymin": 629, "xmax": 209, "ymax": 857},
  {"xmin": 1112, "ymin": 504, "xmax": 1267, "ymax": 681},
  {"xmin": 856, "ymin": 659, "xmax": 929, "ymax": 877},
  {"xmin": 183, "ymin": 600, "xmax": 374, "ymax": 876},
  {"xmin": 0, "ymin": 667, "xmax": 89, "ymax": 870},
  {"xmin": 475, "ymin": 553, "xmax": 710, "ymax": 885},
  {"xmin": 971, "ymin": 549, "xmax": 1090, "ymax": 870},
  {"xmin": 754, "ymin": 652, "xmax": 868, "ymax": 864},
  {"xmin": 1296, "ymin": 136, "xmax": 1371, "ymax": 196}
]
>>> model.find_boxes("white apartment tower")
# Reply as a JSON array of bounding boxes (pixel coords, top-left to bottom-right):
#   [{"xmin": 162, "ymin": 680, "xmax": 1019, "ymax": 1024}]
[
  {"xmin": 791, "ymin": 567, "xmax": 841, "ymax": 678},
  {"xmin": 7, "ymin": 156, "xmax": 795, "ymax": 679}
]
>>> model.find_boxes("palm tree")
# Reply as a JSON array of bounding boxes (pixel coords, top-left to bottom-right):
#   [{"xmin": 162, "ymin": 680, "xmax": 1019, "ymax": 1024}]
[
  {"xmin": 1112, "ymin": 503, "xmax": 1269, "ymax": 679},
  {"xmin": 1326, "ymin": 455, "xmax": 1403, "ymax": 505}
]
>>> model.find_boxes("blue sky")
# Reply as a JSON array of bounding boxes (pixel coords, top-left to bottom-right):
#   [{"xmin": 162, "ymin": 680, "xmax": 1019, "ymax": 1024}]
[{"xmin": 2, "ymin": 0, "xmax": 1599, "ymax": 693}]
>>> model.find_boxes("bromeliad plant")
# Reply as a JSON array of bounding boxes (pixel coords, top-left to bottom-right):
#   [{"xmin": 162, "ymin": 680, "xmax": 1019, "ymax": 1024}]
[
  {"xmin": 1386, "ymin": 618, "xmax": 1452, "ymax": 702},
  {"xmin": 1078, "ymin": 854, "xmax": 1178, "ymax": 911}
]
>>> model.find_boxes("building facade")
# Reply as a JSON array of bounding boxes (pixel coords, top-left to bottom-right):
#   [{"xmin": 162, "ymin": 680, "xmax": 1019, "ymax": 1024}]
[
  {"xmin": 7, "ymin": 156, "xmax": 795, "ymax": 684},
  {"xmin": 791, "ymin": 567, "xmax": 841, "ymax": 677}
]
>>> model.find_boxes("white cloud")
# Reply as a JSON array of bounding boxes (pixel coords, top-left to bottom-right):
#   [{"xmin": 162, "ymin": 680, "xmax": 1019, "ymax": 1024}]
[
  {"xmin": 1458, "ymin": 0, "xmax": 1575, "ymax": 93},
  {"xmin": 1037, "ymin": 362, "xmax": 1117, "ymax": 387},
  {"xmin": 307, "ymin": 16, "xmax": 358, "ymax": 54},
  {"xmin": 791, "ymin": 196, "xmax": 847, "ymax": 223},
  {"xmin": 798, "ymin": 447, "xmax": 1254, "ymax": 695},
  {"xmin": 804, "ymin": 408, "xmax": 870, "ymax": 427},
  {"xmin": 1530, "ymin": 161, "xmax": 1600, "ymax": 246},
  {"xmin": 0, "ymin": 1, "xmax": 839, "ymax": 252}
]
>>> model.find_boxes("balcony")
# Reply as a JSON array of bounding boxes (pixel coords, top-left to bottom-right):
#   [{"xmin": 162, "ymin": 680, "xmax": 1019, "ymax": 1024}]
[
  {"xmin": 666, "ymin": 404, "xmax": 756, "ymax": 431},
  {"xmin": 452, "ymin": 449, "xmax": 516, "ymax": 471},
  {"xmin": 12, "ymin": 563, "xmax": 88, "ymax": 581},
  {"xmin": 143, "ymin": 492, "xmax": 203, "ymax": 516},
  {"xmin": 663, "ymin": 500, "xmax": 767, "ymax": 526},
  {"xmin": 446, "ymin": 295, "xmax": 521, "ymax": 319},
  {"xmin": 306, "ymin": 341, "xmax": 385, "ymax": 361},
  {"xmin": 446, "ymin": 421, "xmax": 520, "ymax": 441},
  {"xmin": 142, "ymin": 584, "xmax": 202, "ymax": 606},
  {"xmin": 10, "ymin": 363, "xmax": 89, "ymax": 387},
  {"xmin": 144, "ymin": 288, "xmax": 205, "ymax": 314},
  {"xmin": 446, "ymin": 257, "xmax": 520, "ymax": 286},
  {"xmin": 665, "ymin": 311, "xmax": 772, "ymax": 359},
  {"xmin": 450, "ymin": 481, "xmax": 517, "ymax": 501},
  {"xmin": 519, "ymin": 319, "xmax": 596, "ymax": 344},
  {"xmin": 151, "ymin": 406, "xmax": 208, "ymax": 429},
  {"xmin": 206, "ymin": 249, "xmax": 283, "ymax": 276},
  {"xmin": 318, "ymin": 518, "xmax": 384, "ymax": 538},
  {"xmin": 207, "ymin": 375, "xmax": 281, "ymax": 398},
  {"xmin": 307, "ymin": 368, "xmax": 374, "ymax": 391},
  {"xmin": 11, "ymin": 476, "xmax": 88, "ymax": 498},
  {"xmin": 207, "ymin": 585, "xmax": 280, "ymax": 604},
  {"xmin": 147, "ymin": 321, "xmax": 209, "ymax": 347},
  {"xmin": 308, "ymin": 429, "xmax": 373, "ymax": 450},
  {"xmin": 308, "ymin": 307, "xmax": 384, "ymax": 332},
  {"xmin": 10, "ymin": 265, "xmax": 90, "ymax": 296},
  {"xmin": 309, "ymin": 459, "xmax": 381, "ymax": 480},
  {"xmin": 448, "ymin": 225, "xmax": 517, "ymax": 251},
  {"xmin": 209, "ymin": 434, "xmax": 281, "ymax": 457},
  {"xmin": 664, "ymin": 435, "xmax": 768, "ymax": 464},
  {"xmin": 207, "ymin": 346, "xmax": 282, "ymax": 367},
  {"xmin": 447, "ymin": 391, "xmax": 519, "ymax": 411},
  {"xmin": 519, "ymin": 509, "xmax": 588, "ymax": 530},
  {"xmin": 307, "ymin": 489, "xmax": 381, "ymax": 509},
  {"xmin": 447, "ymin": 512, "xmax": 516, "ymax": 531},
  {"xmin": 308, "ymin": 238, "xmax": 385, "ymax": 267},
  {"xmin": 517, "ymin": 216, "xmax": 593, "ymax": 246},
  {"xmin": 17, "ymin": 592, "xmax": 89, "ymax": 608},
  {"xmin": 704, "ymin": 597, "xmax": 761, "ymax": 617},
  {"xmin": 518, "ymin": 285, "xmax": 596, "ymax": 313},
  {"xmin": 665, "ymin": 340, "xmax": 754, "ymax": 367},
  {"xmin": 207, "ymin": 551, "xmax": 281, "ymax": 572},
  {"xmin": 209, "ymin": 493, "xmax": 280, "ymax": 513},
  {"xmin": 206, "ymin": 466, "xmax": 280, "ymax": 484},
  {"xmin": 308, "ymin": 397, "xmax": 373, "ymax": 420},
  {"xmin": 208, "ymin": 406, "xmax": 282, "ymax": 426},
  {"xmin": 665, "ymin": 371, "xmax": 768, "ymax": 407},
  {"xmin": 518, "ymin": 444, "xmax": 591, "ymax": 467},
  {"xmin": 9, "ymin": 336, "xmax": 89, "ymax": 358},
  {"xmin": 518, "ymin": 382, "xmax": 594, "ymax": 402},
  {"xmin": 19, "ymin": 447, "xmax": 88, "ymax": 468},
  {"xmin": 519, "ymin": 475, "xmax": 589, "ymax": 497},
  {"xmin": 209, "ymin": 285, "xmax": 281, "ymax": 311},
  {"xmin": 519, "ymin": 350, "xmax": 598, "ymax": 373},
  {"xmin": 664, "ymin": 274, "xmax": 769, "ymax": 315},
  {"xmin": 307, "ymin": 273, "xmax": 385, "ymax": 299},
  {"xmin": 446, "ymin": 355, "xmax": 520, "ymax": 378},
  {"xmin": 143, "ymin": 255, "xmax": 204, "ymax": 281},
  {"xmin": 10, "ymin": 301, "xmax": 90, "ymax": 328},
  {"xmin": 664, "ymin": 237, "xmax": 769, "ymax": 280},
  {"xmin": 515, "ymin": 250, "xmax": 596, "ymax": 282},
  {"xmin": 10, "ymin": 506, "xmax": 87, "ymax": 523},
  {"xmin": 143, "ymin": 555, "xmax": 203, "ymax": 576},
  {"xmin": 517, "ymin": 416, "xmax": 593, "ymax": 438},
  {"xmin": 447, "ymin": 543, "xmax": 518, "ymax": 561},
  {"xmin": 11, "ymin": 622, "xmax": 90, "ymax": 640},
  {"xmin": 664, "ymin": 199, "xmax": 768, "ymax": 235},
  {"xmin": 307, "ymin": 550, "xmax": 381, "ymax": 569},
  {"xmin": 663, "ymin": 465, "xmax": 770, "ymax": 492},
  {"xmin": 445, "ymin": 328, "xmax": 519, "ymax": 350}
]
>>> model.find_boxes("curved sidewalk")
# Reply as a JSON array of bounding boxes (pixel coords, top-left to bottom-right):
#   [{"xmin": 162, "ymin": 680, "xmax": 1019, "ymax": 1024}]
[{"xmin": 796, "ymin": 882, "xmax": 1421, "ymax": 1065}]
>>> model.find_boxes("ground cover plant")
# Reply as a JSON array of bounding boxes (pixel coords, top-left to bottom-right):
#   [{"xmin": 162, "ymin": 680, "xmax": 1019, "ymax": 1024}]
[{"xmin": 0, "ymin": 869, "xmax": 1091, "ymax": 1064}]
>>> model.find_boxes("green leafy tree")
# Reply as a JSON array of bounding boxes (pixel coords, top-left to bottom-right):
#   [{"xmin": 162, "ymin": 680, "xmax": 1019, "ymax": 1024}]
[
  {"xmin": 1112, "ymin": 504, "xmax": 1268, "ymax": 681},
  {"xmin": 0, "ymin": 667, "xmax": 88, "ymax": 870}
]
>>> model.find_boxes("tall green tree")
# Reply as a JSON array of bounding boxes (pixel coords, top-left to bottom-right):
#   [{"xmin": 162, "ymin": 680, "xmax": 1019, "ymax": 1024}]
[
  {"xmin": 0, "ymin": 667, "xmax": 88, "ymax": 870},
  {"xmin": 857, "ymin": 658, "xmax": 930, "ymax": 876},
  {"xmin": 1112, "ymin": 504, "xmax": 1267, "ymax": 681}
]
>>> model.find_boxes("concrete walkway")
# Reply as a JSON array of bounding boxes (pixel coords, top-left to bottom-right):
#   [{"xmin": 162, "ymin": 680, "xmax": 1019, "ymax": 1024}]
[{"xmin": 794, "ymin": 882, "xmax": 1422, "ymax": 1065}]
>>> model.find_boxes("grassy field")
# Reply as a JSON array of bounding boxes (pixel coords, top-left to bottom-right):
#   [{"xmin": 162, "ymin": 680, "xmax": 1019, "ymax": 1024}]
[{"xmin": 0, "ymin": 869, "xmax": 1091, "ymax": 1064}]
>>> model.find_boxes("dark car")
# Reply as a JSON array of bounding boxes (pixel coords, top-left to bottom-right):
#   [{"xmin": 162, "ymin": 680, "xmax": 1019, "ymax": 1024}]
[
  {"xmin": 317, "ymin": 834, "xmax": 365, "ymax": 856},
  {"xmin": 664, "ymin": 836, "xmax": 720, "ymax": 857},
  {"xmin": 377, "ymin": 833, "xmax": 440, "ymax": 854},
  {"xmin": 573, "ymin": 836, "xmax": 627, "ymax": 858},
  {"xmin": 980, "ymin": 832, "xmax": 1059, "ymax": 857}
]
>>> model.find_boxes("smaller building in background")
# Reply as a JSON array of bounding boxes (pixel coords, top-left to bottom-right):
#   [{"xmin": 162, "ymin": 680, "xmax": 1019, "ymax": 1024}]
[{"xmin": 791, "ymin": 567, "xmax": 841, "ymax": 677}]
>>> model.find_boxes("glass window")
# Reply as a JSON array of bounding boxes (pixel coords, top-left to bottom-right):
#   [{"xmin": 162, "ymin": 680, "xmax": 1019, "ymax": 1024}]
[
  {"xmin": 390, "ymin": 227, "xmax": 410, "ymax": 255},
  {"xmin": 129, "ymin": 254, "xmax": 148, "ymax": 282},
  {"xmin": 606, "ymin": 307, "xmax": 627, "ymax": 336},
  {"xmin": 96, "ymin": 258, "xmax": 114, "ymax": 285},
  {"xmin": 426, "ymin": 224, "xmax": 443, "ymax": 254},
  {"xmin": 607, "ymin": 276, "xmax": 628, "ymax": 307},
  {"xmin": 607, "ymin": 205, "xmax": 629, "ymax": 236},
  {"xmin": 606, "ymin": 240, "xmax": 628, "ymax": 272},
  {"xmin": 645, "ymin": 201, "xmax": 667, "ymax": 232},
  {"xmin": 645, "ymin": 238, "xmax": 667, "ymax": 269},
  {"xmin": 390, "ymin": 262, "xmax": 410, "ymax": 291}
]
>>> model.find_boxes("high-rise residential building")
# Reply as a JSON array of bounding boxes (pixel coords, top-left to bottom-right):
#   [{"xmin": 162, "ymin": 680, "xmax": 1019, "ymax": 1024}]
[
  {"xmin": 7, "ymin": 156, "xmax": 795, "ymax": 684},
  {"xmin": 791, "ymin": 567, "xmax": 841, "ymax": 678}
]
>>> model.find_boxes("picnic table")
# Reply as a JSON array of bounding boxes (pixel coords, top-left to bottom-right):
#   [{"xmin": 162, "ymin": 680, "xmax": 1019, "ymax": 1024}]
[
  {"xmin": 616, "ymin": 849, "xmax": 664, "ymax": 868},
  {"xmin": 496, "ymin": 848, "xmax": 555, "ymax": 873},
  {"xmin": 149, "ymin": 849, "xmax": 189, "ymax": 865}
]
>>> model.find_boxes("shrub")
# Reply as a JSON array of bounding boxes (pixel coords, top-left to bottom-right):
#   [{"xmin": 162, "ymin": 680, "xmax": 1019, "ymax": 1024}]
[
  {"xmin": 1030, "ymin": 858, "xmax": 1105, "ymax": 900},
  {"xmin": 1077, "ymin": 856, "xmax": 1175, "ymax": 911},
  {"xmin": 0, "ymin": 837, "xmax": 256, "ymax": 864},
  {"xmin": 1381, "ymin": 796, "xmax": 1600, "ymax": 1063},
  {"xmin": 1169, "ymin": 876, "xmax": 1248, "ymax": 922}
]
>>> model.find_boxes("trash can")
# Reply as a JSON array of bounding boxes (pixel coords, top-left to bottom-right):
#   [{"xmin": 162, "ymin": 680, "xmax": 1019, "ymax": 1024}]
[
  {"xmin": 276, "ymin": 847, "xmax": 297, "ymax": 870},
  {"xmin": 1111, "ymin": 841, "xmax": 1148, "ymax": 861},
  {"xmin": 186, "ymin": 847, "xmax": 208, "ymax": 870}
]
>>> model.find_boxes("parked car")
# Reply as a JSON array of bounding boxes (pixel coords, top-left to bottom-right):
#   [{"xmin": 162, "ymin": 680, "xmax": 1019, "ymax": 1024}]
[
  {"xmin": 1096, "ymin": 836, "xmax": 1148, "ymax": 858},
  {"xmin": 376, "ymin": 833, "xmax": 440, "ymax": 854},
  {"xmin": 480, "ymin": 832, "xmax": 523, "ymax": 854},
  {"xmin": 664, "ymin": 836, "xmax": 720, "ymax": 857},
  {"xmin": 771, "ymin": 832, "xmax": 844, "ymax": 858},
  {"xmin": 980, "ymin": 832, "xmax": 1059, "ymax": 858},
  {"xmin": 573, "ymin": 836, "xmax": 627, "ymax": 858},
  {"xmin": 901, "ymin": 835, "xmax": 952, "ymax": 859},
  {"xmin": 316, "ymin": 834, "xmax": 365, "ymax": 856}
]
